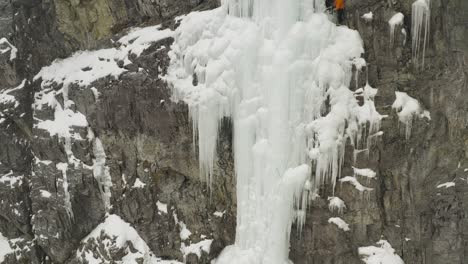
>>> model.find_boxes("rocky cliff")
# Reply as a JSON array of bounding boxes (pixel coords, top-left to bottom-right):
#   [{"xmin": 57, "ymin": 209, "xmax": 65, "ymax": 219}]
[{"xmin": 0, "ymin": 0, "xmax": 467, "ymax": 263}]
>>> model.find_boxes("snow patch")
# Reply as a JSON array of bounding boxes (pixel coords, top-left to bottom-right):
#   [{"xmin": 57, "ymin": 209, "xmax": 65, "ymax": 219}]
[
  {"xmin": 353, "ymin": 167, "xmax": 377, "ymax": 179},
  {"xmin": 437, "ymin": 182, "xmax": 455, "ymax": 189},
  {"xmin": 0, "ymin": 38, "xmax": 17, "ymax": 61},
  {"xmin": 339, "ymin": 176, "xmax": 373, "ymax": 192},
  {"xmin": 181, "ymin": 239, "xmax": 213, "ymax": 259},
  {"xmin": 0, "ymin": 171, "xmax": 23, "ymax": 188},
  {"xmin": 132, "ymin": 178, "xmax": 146, "ymax": 189},
  {"xmin": 0, "ymin": 232, "xmax": 13, "ymax": 262},
  {"xmin": 156, "ymin": 201, "xmax": 168, "ymax": 214},
  {"xmin": 328, "ymin": 217, "xmax": 350, "ymax": 231},
  {"xmin": 392, "ymin": 91, "xmax": 429, "ymax": 139},
  {"xmin": 328, "ymin": 197, "xmax": 346, "ymax": 214},
  {"xmin": 0, "ymin": 80, "xmax": 25, "ymax": 108},
  {"xmin": 362, "ymin": 12, "xmax": 373, "ymax": 21},
  {"xmin": 40, "ymin": 190, "xmax": 52, "ymax": 198},
  {"xmin": 78, "ymin": 214, "xmax": 182, "ymax": 264},
  {"xmin": 359, "ymin": 240, "xmax": 404, "ymax": 264}
]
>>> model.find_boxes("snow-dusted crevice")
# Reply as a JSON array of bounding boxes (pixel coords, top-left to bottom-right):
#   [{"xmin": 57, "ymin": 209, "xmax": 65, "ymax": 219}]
[
  {"xmin": 412, "ymin": 0, "xmax": 430, "ymax": 68},
  {"xmin": 56, "ymin": 162, "xmax": 73, "ymax": 219},
  {"xmin": 167, "ymin": 0, "xmax": 383, "ymax": 263}
]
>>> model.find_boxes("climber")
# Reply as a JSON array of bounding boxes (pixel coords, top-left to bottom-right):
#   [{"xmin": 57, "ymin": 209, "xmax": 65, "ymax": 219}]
[{"xmin": 334, "ymin": 0, "xmax": 346, "ymax": 24}]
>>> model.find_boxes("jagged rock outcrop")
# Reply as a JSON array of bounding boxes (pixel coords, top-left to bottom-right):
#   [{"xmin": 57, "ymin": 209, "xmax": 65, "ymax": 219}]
[{"xmin": 0, "ymin": 0, "xmax": 467, "ymax": 263}]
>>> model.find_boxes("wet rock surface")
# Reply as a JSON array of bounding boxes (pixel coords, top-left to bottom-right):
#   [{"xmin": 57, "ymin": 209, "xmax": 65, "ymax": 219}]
[{"xmin": 0, "ymin": 0, "xmax": 466, "ymax": 263}]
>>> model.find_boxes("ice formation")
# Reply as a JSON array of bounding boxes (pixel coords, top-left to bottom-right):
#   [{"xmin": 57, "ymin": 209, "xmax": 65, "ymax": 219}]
[
  {"xmin": 339, "ymin": 176, "xmax": 373, "ymax": 192},
  {"xmin": 92, "ymin": 138, "xmax": 113, "ymax": 210},
  {"xmin": 412, "ymin": 0, "xmax": 430, "ymax": 68},
  {"xmin": 359, "ymin": 240, "xmax": 404, "ymax": 264},
  {"xmin": 392, "ymin": 91, "xmax": 429, "ymax": 139},
  {"xmin": 328, "ymin": 196, "xmax": 346, "ymax": 214},
  {"xmin": 328, "ymin": 217, "xmax": 350, "ymax": 231},
  {"xmin": 389, "ymin": 13, "xmax": 404, "ymax": 46},
  {"xmin": 437, "ymin": 182, "xmax": 455, "ymax": 189},
  {"xmin": 167, "ymin": 0, "xmax": 382, "ymax": 263},
  {"xmin": 362, "ymin": 12, "xmax": 373, "ymax": 22},
  {"xmin": 353, "ymin": 167, "xmax": 377, "ymax": 179}
]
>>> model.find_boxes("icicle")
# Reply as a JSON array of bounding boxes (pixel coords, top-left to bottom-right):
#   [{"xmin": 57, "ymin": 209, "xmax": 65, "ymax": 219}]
[
  {"xmin": 389, "ymin": 12, "xmax": 404, "ymax": 47},
  {"xmin": 93, "ymin": 138, "xmax": 113, "ymax": 210},
  {"xmin": 56, "ymin": 162, "xmax": 74, "ymax": 220},
  {"xmin": 412, "ymin": 0, "xmax": 430, "ymax": 68}
]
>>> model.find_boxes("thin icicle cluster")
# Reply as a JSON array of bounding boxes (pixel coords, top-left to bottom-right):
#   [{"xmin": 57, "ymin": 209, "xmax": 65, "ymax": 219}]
[
  {"xmin": 167, "ymin": 1, "xmax": 382, "ymax": 263},
  {"xmin": 412, "ymin": 0, "xmax": 430, "ymax": 67}
]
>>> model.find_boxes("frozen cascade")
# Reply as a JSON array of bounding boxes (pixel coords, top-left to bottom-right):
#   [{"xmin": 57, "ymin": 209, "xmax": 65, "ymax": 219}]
[
  {"xmin": 167, "ymin": 0, "xmax": 382, "ymax": 263},
  {"xmin": 412, "ymin": 0, "xmax": 430, "ymax": 67}
]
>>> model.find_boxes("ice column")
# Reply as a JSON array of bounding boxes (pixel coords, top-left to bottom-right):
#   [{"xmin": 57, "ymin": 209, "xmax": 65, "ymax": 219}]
[{"xmin": 412, "ymin": 0, "xmax": 430, "ymax": 67}]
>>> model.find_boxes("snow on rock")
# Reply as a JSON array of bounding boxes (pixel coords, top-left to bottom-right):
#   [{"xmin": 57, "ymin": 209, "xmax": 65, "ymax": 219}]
[
  {"xmin": 36, "ymin": 103, "xmax": 88, "ymax": 138},
  {"xmin": 362, "ymin": 12, "xmax": 373, "ymax": 22},
  {"xmin": 0, "ymin": 80, "xmax": 25, "ymax": 108},
  {"xmin": 132, "ymin": 178, "xmax": 146, "ymax": 189},
  {"xmin": 34, "ymin": 26, "xmax": 173, "ymax": 88},
  {"xmin": 156, "ymin": 201, "xmax": 168, "ymax": 214},
  {"xmin": 0, "ymin": 170, "xmax": 23, "ymax": 188},
  {"xmin": 40, "ymin": 190, "xmax": 52, "ymax": 198},
  {"xmin": 359, "ymin": 240, "xmax": 405, "ymax": 264},
  {"xmin": 328, "ymin": 197, "xmax": 346, "ymax": 214},
  {"xmin": 77, "ymin": 214, "xmax": 182, "ymax": 264},
  {"xmin": 213, "ymin": 211, "xmax": 226, "ymax": 217},
  {"xmin": 412, "ymin": 0, "xmax": 431, "ymax": 68},
  {"xmin": 339, "ymin": 176, "xmax": 373, "ymax": 192},
  {"xmin": 167, "ymin": 1, "xmax": 379, "ymax": 263},
  {"xmin": 437, "ymin": 182, "xmax": 455, "ymax": 189},
  {"xmin": 179, "ymin": 222, "xmax": 192, "ymax": 241},
  {"xmin": 328, "ymin": 217, "xmax": 350, "ymax": 231},
  {"xmin": 181, "ymin": 239, "xmax": 213, "ymax": 259},
  {"xmin": 392, "ymin": 91, "xmax": 429, "ymax": 139},
  {"xmin": 173, "ymin": 211, "xmax": 192, "ymax": 241},
  {"xmin": 0, "ymin": 232, "xmax": 13, "ymax": 262},
  {"xmin": 0, "ymin": 38, "xmax": 17, "ymax": 61},
  {"xmin": 389, "ymin": 12, "xmax": 404, "ymax": 46},
  {"xmin": 353, "ymin": 167, "xmax": 377, "ymax": 179}
]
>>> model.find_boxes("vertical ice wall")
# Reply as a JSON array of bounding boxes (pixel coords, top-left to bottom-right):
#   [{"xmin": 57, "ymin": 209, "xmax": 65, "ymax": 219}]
[
  {"xmin": 412, "ymin": 0, "xmax": 430, "ymax": 67},
  {"xmin": 167, "ymin": 1, "xmax": 382, "ymax": 263}
]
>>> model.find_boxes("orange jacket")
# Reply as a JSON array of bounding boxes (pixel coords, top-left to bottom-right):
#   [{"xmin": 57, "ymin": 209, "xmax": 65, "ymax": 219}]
[{"xmin": 335, "ymin": 0, "xmax": 345, "ymax": 10}]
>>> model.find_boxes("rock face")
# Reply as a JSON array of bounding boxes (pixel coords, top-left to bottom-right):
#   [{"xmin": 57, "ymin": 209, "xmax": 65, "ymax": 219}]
[{"xmin": 0, "ymin": 0, "xmax": 466, "ymax": 264}]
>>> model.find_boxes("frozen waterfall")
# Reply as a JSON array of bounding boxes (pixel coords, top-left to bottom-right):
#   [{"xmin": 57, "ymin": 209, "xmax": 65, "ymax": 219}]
[{"xmin": 167, "ymin": 0, "xmax": 382, "ymax": 263}]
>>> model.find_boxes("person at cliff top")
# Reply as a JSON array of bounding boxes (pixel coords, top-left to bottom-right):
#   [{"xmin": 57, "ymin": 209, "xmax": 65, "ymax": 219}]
[{"xmin": 335, "ymin": 0, "xmax": 345, "ymax": 24}]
